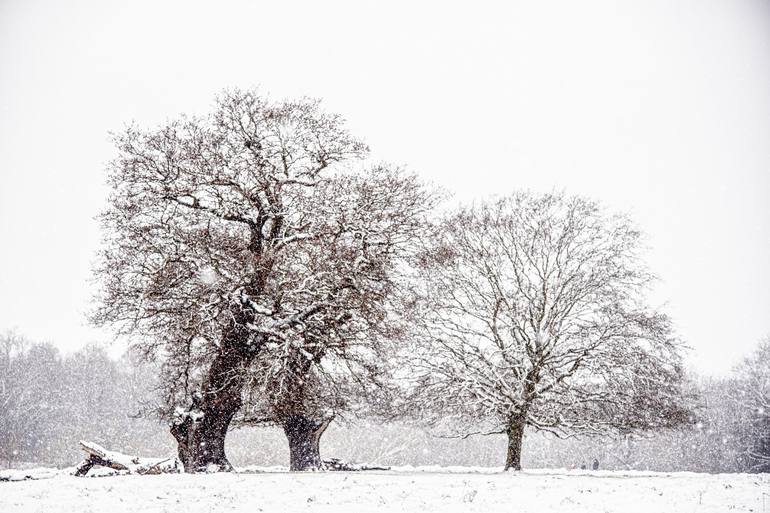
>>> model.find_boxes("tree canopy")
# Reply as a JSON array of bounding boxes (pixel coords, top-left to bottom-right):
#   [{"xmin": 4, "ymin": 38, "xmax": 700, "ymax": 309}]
[
  {"xmin": 93, "ymin": 89, "xmax": 433, "ymax": 471},
  {"xmin": 403, "ymin": 192, "xmax": 693, "ymax": 470}
]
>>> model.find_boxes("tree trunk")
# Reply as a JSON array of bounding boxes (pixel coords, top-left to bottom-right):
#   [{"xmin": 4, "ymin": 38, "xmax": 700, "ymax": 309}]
[
  {"xmin": 283, "ymin": 415, "xmax": 331, "ymax": 471},
  {"xmin": 504, "ymin": 419, "xmax": 525, "ymax": 471},
  {"xmin": 171, "ymin": 396, "xmax": 238, "ymax": 473},
  {"xmin": 170, "ymin": 326, "xmax": 258, "ymax": 473}
]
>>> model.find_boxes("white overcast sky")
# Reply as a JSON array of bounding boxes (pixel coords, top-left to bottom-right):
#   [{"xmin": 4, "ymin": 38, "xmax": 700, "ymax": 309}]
[{"xmin": 1, "ymin": 0, "xmax": 768, "ymax": 374}]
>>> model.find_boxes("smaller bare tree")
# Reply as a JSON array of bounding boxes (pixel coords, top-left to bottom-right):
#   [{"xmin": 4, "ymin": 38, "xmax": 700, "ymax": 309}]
[{"xmin": 403, "ymin": 192, "xmax": 693, "ymax": 470}]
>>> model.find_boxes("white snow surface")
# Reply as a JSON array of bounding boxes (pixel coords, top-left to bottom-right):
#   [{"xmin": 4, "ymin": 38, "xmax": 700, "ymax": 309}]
[{"xmin": 1, "ymin": 466, "xmax": 767, "ymax": 512}]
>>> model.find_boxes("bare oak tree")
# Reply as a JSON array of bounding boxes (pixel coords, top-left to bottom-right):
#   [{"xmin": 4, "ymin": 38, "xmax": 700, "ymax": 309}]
[
  {"xmin": 93, "ymin": 90, "xmax": 379, "ymax": 472},
  {"xmin": 403, "ymin": 192, "xmax": 692, "ymax": 470}
]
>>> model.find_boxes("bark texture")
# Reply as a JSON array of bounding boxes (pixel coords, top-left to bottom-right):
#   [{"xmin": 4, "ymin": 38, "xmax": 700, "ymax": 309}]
[
  {"xmin": 504, "ymin": 420, "xmax": 525, "ymax": 471},
  {"xmin": 171, "ymin": 325, "xmax": 257, "ymax": 473},
  {"xmin": 283, "ymin": 415, "xmax": 331, "ymax": 471}
]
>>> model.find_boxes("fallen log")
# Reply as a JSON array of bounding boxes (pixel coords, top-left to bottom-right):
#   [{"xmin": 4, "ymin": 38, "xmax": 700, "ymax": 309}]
[
  {"xmin": 74, "ymin": 441, "xmax": 180, "ymax": 477},
  {"xmin": 323, "ymin": 458, "xmax": 390, "ymax": 471}
]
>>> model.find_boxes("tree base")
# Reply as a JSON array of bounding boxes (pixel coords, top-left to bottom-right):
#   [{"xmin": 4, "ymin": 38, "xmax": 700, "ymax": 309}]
[
  {"xmin": 504, "ymin": 420, "xmax": 525, "ymax": 471},
  {"xmin": 283, "ymin": 415, "xmax": 331, "ymax": 471}
]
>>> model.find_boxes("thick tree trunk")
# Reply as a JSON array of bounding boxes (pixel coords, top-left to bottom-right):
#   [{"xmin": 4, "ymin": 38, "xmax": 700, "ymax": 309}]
[
  {"xmin": 504, "ymin": 419, "xmax": 525, "ymax": 471},
  {"xmin": 171, "ymin": 325, "xmax": 258, "ymax": 473},
  {"xmin": 171, "ymin": 393, "xmax": 239, "ymax": 473},
  {"xmin": 282, "ymin": 415, "xmax": 331, "ymax": 471}
]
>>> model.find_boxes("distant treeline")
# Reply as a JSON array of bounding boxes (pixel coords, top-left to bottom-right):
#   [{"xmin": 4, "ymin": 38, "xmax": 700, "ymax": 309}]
[
  {"xmin": 0, "ymin": 333, "xmax": 171, "ymax": 467},
  {"xmin": 1, "ymin": 331, "xmax": 767, "ymax": 473}
]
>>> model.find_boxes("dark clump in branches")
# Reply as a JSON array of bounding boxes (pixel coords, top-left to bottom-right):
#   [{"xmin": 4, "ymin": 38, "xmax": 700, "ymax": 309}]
[{"xmin": 402, "ymin": 192, "xmax": 694, "ymax": 471}]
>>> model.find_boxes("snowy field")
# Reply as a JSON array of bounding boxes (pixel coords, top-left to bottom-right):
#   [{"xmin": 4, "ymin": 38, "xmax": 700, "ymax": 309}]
[{"xmin": 1, "ymin": 467, "xmax": 768, "ymax": 513}]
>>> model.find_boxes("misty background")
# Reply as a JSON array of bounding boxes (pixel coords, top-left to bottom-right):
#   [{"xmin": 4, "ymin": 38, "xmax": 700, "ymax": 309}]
[
  {"xmin": 1, "ymin": 0, "xmax": 769, "ymax": 470},
  {"xmin": 1, "ymin": 335, "xmax": 767, "ymax": 472}
]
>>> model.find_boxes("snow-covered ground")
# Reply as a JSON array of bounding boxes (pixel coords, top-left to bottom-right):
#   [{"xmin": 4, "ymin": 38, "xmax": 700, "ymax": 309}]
[{"xmin": 1, "ymin": 467, "xmax": 767, "ymax": 513}]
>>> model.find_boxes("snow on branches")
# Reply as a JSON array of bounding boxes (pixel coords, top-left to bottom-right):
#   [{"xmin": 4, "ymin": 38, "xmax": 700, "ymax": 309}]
[
  {"xmin": 401, "ymin": 192, "xmax": 693, "ymax": 470},
  {"xmin": 92, "ymin": 89, "xmax": 434, "ymax": 472}
]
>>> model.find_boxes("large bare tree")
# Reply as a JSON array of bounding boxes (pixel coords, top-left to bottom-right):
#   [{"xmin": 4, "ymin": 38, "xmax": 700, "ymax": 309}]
[
  {"xmin": 92, "ymin": 90, "xmax": 393, "ymax": 472},
  {"xmin": 403, "ymin": 192, "xmax": 692, "ymax": 470}
]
